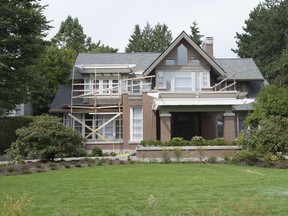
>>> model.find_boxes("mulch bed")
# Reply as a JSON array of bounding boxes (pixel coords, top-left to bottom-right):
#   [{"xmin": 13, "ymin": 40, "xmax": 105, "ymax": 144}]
[{"xmin": 0, "ymin": 158, "xmax": 132, "ymax": 177}]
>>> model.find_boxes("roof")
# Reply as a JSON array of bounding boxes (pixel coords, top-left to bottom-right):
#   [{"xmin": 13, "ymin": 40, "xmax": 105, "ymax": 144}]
[
  {"xmin": 50, "ymin": 86, "xmax": 71, "ymax": 112},
  {"xmin": 144, "ymin": 31, "xmax": 226, "ymax": 77},
  {"xmin": 75, "ymin": 53, "xmax": 160, "ymax": 72},
  {"xmin": 215, "ymin": 58, "xmax": 264, "ymax": 80}
]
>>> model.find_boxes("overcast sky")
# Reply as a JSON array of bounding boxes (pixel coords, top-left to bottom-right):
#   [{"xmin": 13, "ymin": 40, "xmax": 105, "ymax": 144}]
[{"xmin": 40, "ymin": 0, "xmax": 263, "ymax": 58}]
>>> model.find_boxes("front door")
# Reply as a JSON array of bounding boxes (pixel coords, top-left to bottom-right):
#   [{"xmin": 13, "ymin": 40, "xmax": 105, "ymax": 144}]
[{"xmin": 171, "ymin": 112, "xmax": 201, "ymax": 140}]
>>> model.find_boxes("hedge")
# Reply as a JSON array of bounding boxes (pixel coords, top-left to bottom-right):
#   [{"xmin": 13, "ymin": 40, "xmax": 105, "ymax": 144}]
[
  {"xmin": 141, "ymin": 137, "xmax": 236, "ymax": 147},
  {"xmin": 0, "ymin": 116, "xmax": 33, "ymax": 154}
]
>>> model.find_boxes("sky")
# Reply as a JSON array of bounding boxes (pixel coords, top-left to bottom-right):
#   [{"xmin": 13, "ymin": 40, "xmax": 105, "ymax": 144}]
[{"xmin": 40, "ymin": 0, "xmax": 263, "ymax": 58}]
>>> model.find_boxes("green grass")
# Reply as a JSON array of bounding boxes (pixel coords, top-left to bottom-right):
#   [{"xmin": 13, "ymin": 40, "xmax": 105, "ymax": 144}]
[{"xmin": 0, "ymin": 164, "xmax": 287, "ymax": 215}]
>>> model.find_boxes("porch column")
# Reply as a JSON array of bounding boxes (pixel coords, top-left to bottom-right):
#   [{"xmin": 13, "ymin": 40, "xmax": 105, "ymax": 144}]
[
  {"xmin": 160, "ymin": 113, "xmax": 171, "ymax": 141},
  {"xmin": 223, "ymin": 113, "xmax": 236, "ymax": 140}
]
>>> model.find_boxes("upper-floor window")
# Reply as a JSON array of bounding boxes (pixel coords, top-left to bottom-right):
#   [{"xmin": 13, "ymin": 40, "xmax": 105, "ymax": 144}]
[
  {"xmin": 84, "ymin": 79, "xmax": 119, "ymax": 95},
  {"xmin": 191, "ymin": 59, "xmax": 200, "ymax": 66},
  {"xmin": 157, "ymin": 71, "xmax": 210, "ymax": 92},
  {"xmin": 177, "ymin": 44, "xmax": 188, "ymax": 65},
  {"xmin": 165, "ymin": 59, "xmax": 175, "ymax": 65}
]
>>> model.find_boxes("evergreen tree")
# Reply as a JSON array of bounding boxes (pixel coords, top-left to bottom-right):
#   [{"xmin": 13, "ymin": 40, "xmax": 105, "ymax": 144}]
[
  {"xmin": 233, "ymin": 0, "xmax": 288, "ymax": 84},
  {"xmin": 189, "ymin": 21, "xmax": 203, "ymax": 46},
  {"xmin": 152, "ymin": 23, "xmax": 173, "ymax": 52},
  {"xmin": 125, "ymin": 22, "xmax": 173, "ymax": 52},
  {"xmin": 0, "ymin": 0, "xmax": 50, "ymax": 115}
]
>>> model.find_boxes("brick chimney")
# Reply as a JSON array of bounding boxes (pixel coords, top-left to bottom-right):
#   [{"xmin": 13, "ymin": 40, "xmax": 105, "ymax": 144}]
[{"xmin": 202, "ymin": 37, "xmax": 214, "ymax": 58}]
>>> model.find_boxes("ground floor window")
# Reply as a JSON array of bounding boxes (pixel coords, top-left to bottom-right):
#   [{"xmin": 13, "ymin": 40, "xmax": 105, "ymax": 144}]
[
  {"xmin": 236, "ymin": 112, "xmax": 248, "ymax": 135},
  {"xmin": 130, "ymin": 107, "xmax": 143, "ymax": 141},
  {"xmin": 216, "ymin": 113, "xmax": 224, "ymax": 138},
  {"xmin": 63, "ymin": 113, "xmax": 122, "ymax": 141}
]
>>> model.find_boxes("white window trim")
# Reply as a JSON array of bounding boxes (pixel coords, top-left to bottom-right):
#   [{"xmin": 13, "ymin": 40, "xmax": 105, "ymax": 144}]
[{"xmin": 130, "ymin": 107, "xmax": 143, "ymax": 141}]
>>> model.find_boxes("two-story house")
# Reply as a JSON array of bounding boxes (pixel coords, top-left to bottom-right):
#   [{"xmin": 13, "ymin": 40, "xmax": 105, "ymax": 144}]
[{"xmin": 50, "ymin": 31, "xmax": 265, "ymax": 153}]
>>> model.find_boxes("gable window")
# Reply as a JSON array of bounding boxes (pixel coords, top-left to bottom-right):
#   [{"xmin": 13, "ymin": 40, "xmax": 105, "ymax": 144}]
[
  {"xmin": 130, "ymin": 107, "xmax": 143, "ymax": 141},
  {"xmin": 165, "ymin": 59, "xmax": 175, "ymax": 65},
  {"xmin": 191, "ymin": 59, "xmax": 200, "ymax": 65},
  {"xmin": 177, "ymin": 44, "xmax": 188, "ymax": 65}
]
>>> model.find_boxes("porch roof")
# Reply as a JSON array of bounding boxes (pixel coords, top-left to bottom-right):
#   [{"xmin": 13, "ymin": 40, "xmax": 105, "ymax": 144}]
[{"xmin": 148, "ymin": 92, "xmax": 254, "ymax": 110}]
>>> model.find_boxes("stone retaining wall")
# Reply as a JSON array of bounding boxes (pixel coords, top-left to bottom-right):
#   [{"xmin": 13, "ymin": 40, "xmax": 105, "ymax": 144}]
[{"xmin": 136, "ymin": 146, "xmax": 241, "ymax": 161}]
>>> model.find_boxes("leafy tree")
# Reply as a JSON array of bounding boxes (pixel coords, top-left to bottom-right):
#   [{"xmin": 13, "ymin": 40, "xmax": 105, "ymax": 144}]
[
  {"xmin": 246, "ymin": 84, "xmax": 288, "ymax": 124},
  {"xmin": 189, "ymin": 21, "xmax": 203, "ymax": 46},
  {"xmin": 86, "ymin": 40, "xmax": 118, "ymax": 53},
  {"xmin": 233, "ymin": 0, "xmax": 288, "ymax": 83},
  {"xmin": 29, "ymin": 44, "xmax": 77, "ymax": 114},
  {"xmin": 52, "ymin": 16, "xmax": 89, "ymax": 53},
  {"xmin": 125, "ymin": 22, "xmax": 173, "ymax": 52},
  {"xmin": 6, "ymin": 115, "xmax": 85, "ymax": 162},
  {"xmin": 52, "ymin": 15, "xmax": 118, "ymax": 54},
  {"xmin": 0, "ymin": 0, "xmax": 50, "ymax": 115}
]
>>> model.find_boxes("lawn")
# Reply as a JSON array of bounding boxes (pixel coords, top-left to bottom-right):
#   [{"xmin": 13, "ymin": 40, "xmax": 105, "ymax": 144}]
[{"xmin": 0, "ymin": 164, "xmax": 287, "ymax": 215}]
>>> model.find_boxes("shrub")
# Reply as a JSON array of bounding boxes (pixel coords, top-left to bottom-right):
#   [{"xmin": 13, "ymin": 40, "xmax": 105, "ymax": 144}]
[
  {"xmin": 90, "ymin": 147, "xmax": 103, "ymax": 157},
  {"xmin": 238, "ymin": 116, "xmax": 288, "ymax": 155},
  {"xmin": 5, "ymin": 115, "xmax": 85, "ymax": 162},
  {"xmin": 229, "ymin": 150, "xmax": 263, "ymax": 166},
  {"xmin": 110, "ymin": 152, "xmax": 117, "ymax": 156},
  {"xmin": 141, "ymin": 137, "xmax": 235, "ymax": 147},
  {"xmin": 173, "ymin": 148, "xmax": 182, "ymax": 162}
]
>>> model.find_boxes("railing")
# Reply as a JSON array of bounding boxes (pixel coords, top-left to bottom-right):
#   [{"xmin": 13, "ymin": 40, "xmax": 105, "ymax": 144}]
[{"xmin": 211, "ymin": 73, "xmax": 236, "ymax": 91}]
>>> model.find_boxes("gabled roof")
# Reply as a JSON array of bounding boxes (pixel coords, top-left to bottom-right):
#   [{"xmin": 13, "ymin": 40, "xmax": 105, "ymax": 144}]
[
  {"xmin": 143, "ymin": 31, "xmax": 226, "ymax": 77},
  {"xmin": 76, "ymin": 53, "xmax": 160, "ymax": 72}
]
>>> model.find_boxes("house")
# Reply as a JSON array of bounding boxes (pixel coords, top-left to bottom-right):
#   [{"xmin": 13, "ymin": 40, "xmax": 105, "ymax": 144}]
[{"xmin": 50, "ymin": 31, "xmax": 265, "ymax": 153}]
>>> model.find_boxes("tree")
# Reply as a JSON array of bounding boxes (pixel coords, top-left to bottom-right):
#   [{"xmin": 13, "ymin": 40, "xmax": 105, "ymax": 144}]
[
  {"xmin": 29, "ymin": 44, "xmax": 77, "ymax": 114},
  {"xmin": 6, "ymin": 115, "xmax": 85, "ymax": 162},
  {"xmin": 233, "ymin": 0, "xmax": 288, "ymax": 83},
  {"xmin": 152, "ymin": 23, "xmax": 173, "ymax": 52},
  {"xmin": 189, "ymin": 21, "xmax": 203, "ymax": 46},
  {"xmin": 246, "ymin": 84, "xmax": 288, "ymax": 124},
  {"xmin": 86, "ymin": 40, "xmax": 118, "ymax": 53},
  {"xmin": 125, "ymin": 22, "xmax": 173, "ymax": 52},
  {"xmin": 52, "ymin": 16, "xmax": 118, "ymax": 54},
  {"xmin": 0, "ymin": 0, "xmax": 50, "ymax": 115},
  {"xmin": 51, "ymin": 16, "xmax": 88, "ymax": 53},
  {"xmin": 125, "ymin": 24, "xmax": 144, "ymax": 52}
]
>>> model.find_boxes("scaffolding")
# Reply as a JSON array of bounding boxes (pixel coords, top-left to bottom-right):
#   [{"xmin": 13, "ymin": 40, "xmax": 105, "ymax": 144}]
[{"xmin": 68, "ymin": 64, "xmax": 154, "ymax": 143}]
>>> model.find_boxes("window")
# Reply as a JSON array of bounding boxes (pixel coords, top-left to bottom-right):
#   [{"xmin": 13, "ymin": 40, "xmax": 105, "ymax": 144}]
[
  {"xmin": 216, "ymin": 113, "xmax": 223, "ymax": 138},
  {"xmin": 130, "ymin": 107, "xmax": 143, "ymax": 141},
  {"xmin": 95, "ymin": 114, "xmax": 122, "ymax": 141},
  {"xmin": 165, "ymin": 59, "xmax": 175, "ymax": 65},
  {"xmin": 157, "ymin": 71, "xmax": 210, "ymax": 92},
  {"xmin": 177, "ymin": 44, "xmax": 188, "ymax": 65},
  {"xmin": 132, "ymin": 80, "xmax": 141, "ymax": 93},
  {"xmin": 191, "ymin": 59, "xmax": 200, "ymax": 65},
  {"xmin": 63, "ymin": 113, "xmax": 71, "ymax": 127},
  {"xmin": 69, "ymin": 114, "xmax": 122, "ymax": 141},
  {"xmin": 84, "ymin": 79, "xmax": 119, "ymax": 95},
  {"xmin": 174, "ymin": 72, "xmax": 192, "ymax": 91}
]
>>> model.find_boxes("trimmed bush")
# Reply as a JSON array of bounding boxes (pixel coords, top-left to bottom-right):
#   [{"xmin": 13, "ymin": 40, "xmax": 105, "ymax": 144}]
[
  {"xmin": 90, "ymin": 147, "xmax": 103, "ymax": 157},
  {"xmin": 0, "ymin": 116, "xmax": 33, "ymax": 154},
  {"xmin": 141, "ymin": 137, "xmax": 235, "ymax": 147}
]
